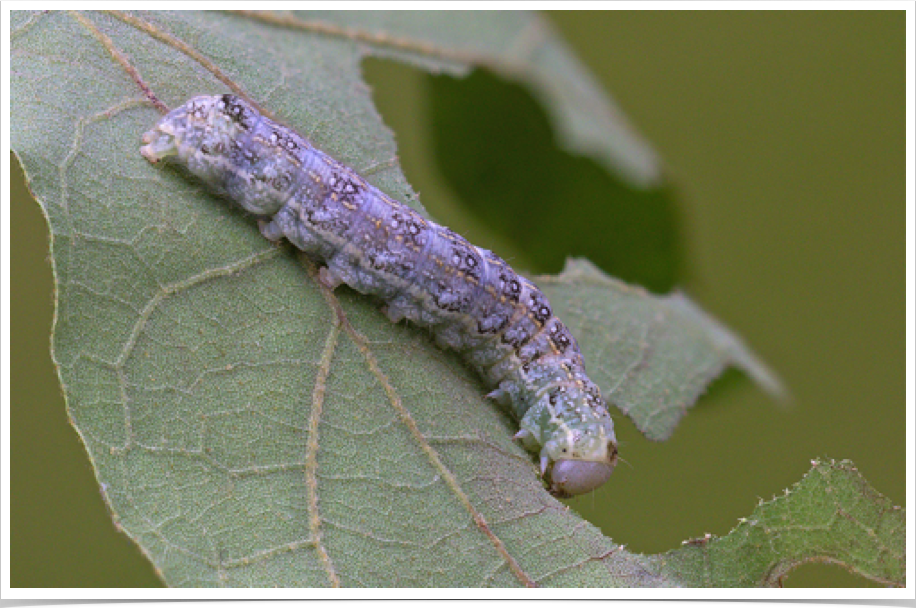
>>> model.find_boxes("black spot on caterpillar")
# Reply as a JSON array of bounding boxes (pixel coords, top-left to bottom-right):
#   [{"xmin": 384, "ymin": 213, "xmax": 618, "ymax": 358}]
[{"xmin": 141, "ymin": 94, "xmax": 618, "ymax": 497}]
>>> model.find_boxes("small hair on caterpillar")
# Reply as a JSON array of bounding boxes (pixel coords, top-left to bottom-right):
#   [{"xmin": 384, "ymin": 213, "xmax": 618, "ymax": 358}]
[{"xmin": 141, "ymin": 94, "xmax": 619, "ymax": 497}]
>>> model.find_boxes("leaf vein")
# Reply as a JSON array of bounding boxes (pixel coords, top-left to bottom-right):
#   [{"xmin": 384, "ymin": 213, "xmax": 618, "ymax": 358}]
[
  {"xmin": 69, "ymin": 11, "xmax": 167, "ymax": 113},
  {"xmin": 106, "ymin": 10, "xmax": 266, "ymax": 117},
  {"xmin": 231, "ymin": 10, "xmax": 535, "ymax": 76},
  {"xmin": 306, "ymin": 260, "xmax": 537, "ymax": 588},
  {"xmin": 305, "ymin": 313, "xmax": 343, "ymax": 587}
]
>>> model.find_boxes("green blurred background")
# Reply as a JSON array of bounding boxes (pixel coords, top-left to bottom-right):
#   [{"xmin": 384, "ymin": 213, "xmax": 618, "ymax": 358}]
[{"xmin": 11, "ymin": 11, "xmax": 904, "ymax": 587}]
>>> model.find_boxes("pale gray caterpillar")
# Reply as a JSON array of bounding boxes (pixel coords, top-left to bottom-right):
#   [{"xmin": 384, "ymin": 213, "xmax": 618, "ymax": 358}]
[{"xmin": 141, "ymin": 94, "xmax": 619, "ymax": 497}]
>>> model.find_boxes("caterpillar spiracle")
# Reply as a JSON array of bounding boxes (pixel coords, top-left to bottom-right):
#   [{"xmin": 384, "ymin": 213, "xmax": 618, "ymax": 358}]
[{"xmin": 140, "ymin": 95, "xmax": 619, "ymax": 497}]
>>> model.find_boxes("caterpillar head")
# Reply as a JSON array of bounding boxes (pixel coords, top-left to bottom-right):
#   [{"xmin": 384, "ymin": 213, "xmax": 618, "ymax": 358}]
[
  {"xmin": 541, "ymin": 425, "xmax": 619, "ymax": 497},
  {"xmin": 517, "ymin": 397, "xmax": 618, "ymax": 497},
  {"xmin": 547, "ymin": 450, "xmax": 618, "ymax": 498}
]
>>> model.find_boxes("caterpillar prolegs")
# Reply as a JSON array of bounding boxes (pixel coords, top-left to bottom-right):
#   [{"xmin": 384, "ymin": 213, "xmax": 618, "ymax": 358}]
[{"xmin": 141, "ymin": 95, "xmax": 619, "ymax": 497}]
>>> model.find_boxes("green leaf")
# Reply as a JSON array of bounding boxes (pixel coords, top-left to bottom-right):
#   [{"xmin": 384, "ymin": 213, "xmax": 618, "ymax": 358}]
[
  {"xmin": 649, "ymin": 459, "xmax": 906, "ymax": 587},
  {"xmin": 538, "ymin": 259, "xmax": 783, "ymax": 441},
  {"xmin": 12, "ymin": 9, "xmax": 899, "ymax": 588}
]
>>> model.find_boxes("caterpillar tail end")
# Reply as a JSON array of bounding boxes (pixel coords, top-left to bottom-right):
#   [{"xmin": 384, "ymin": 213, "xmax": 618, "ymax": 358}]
[{"xmin": 140, "ymin": 127, "xmax": 177, "ymax": 164}]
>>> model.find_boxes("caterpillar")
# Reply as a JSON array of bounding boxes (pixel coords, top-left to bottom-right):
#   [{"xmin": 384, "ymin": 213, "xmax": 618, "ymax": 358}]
[{"xmin": 140, "ymin": 94, "xmax": 619, "ymax": 497}]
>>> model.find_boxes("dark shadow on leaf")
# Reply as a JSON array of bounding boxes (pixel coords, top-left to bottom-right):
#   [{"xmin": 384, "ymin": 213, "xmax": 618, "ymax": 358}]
[{"xmin": 428, "ymin": 69, "xmax": 683, "ymax": 293}]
